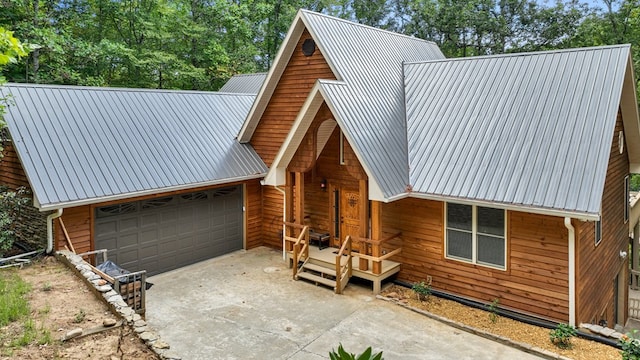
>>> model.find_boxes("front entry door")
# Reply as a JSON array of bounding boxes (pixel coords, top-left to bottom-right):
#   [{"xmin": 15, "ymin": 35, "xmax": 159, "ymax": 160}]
[{"xmin": 340, "ymin": 188, "xmax": 360, "ymax": 250}]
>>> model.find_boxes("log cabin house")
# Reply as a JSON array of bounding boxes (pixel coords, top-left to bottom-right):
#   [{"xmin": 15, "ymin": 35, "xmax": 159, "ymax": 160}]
[{"xmin": 1, "ymin": 9, "xmax": 639, "ymax": 329}]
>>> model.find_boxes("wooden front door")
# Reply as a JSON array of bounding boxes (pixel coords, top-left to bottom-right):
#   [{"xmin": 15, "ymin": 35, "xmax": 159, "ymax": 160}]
[{"xmin": 340, "ymin": 188, "xmax": 360, "ymax": 250}]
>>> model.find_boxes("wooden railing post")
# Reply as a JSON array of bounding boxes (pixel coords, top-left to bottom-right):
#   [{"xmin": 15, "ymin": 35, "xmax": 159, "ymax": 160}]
[
  {"xmin": 372, "ymin": 243, "xmax": 381, "ymax": 275},
  {"xmin": 358, "ymin": 238, "xmax": 369, "ymax": 271}
]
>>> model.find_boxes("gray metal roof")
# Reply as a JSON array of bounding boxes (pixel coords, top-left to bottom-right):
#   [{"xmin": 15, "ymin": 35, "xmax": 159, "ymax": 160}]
[
  {"xmin": 404, "ymin": 45, "xmax": 631, "ymax": 216},
  {"xmin": 219, "ymin": 73, "xmax": 267, "ymax": 94},
  {"xmin": 301, "ymin": 10, "xmax": 445, "ymax": 199},
  {"xmin": 1, "ymin": 83, "xmax": 267, "ymax": 210}
]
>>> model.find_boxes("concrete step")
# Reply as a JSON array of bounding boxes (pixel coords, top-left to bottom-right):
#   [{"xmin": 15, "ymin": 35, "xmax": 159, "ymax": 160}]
[
  {"xmin": 302, "ymin": 263, "xmax": 337, "ymax": 277},
  {"xmin": 297, "ymin": 271, "xmax": 336, "ymax": 289}
]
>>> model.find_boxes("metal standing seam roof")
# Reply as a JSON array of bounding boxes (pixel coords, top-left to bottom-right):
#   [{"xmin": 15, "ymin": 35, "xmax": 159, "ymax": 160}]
[
  {"xmin": 0, "ymin": 83, "xmax": 267, "ymax": 210},
  {"xmin": 404, "ymin": 45, "xmax": 632, "ymax": 217},
  {"xmin": 284, "ymin": 10, "xmax": 445, "ymax": 199},
  {"xmin": 219, "ymin": 73, "xmax": 267, "ymax": 94}
]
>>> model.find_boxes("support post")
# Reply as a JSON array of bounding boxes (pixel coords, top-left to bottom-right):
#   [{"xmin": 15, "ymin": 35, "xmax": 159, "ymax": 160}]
[
  {"xmin": 294, "ymin": 172, "xmax": 304, "ymax": 226},
  {"xmin": 359, "ymin": 179, "xmax": 369, "ymax": 271},
  {"xmin": 371, "ymin": 201, "xmax": 382, "ymax": 275},
  {"xmin": 285, "ymin": 172, "xmax": 294, "ymax": 252}
]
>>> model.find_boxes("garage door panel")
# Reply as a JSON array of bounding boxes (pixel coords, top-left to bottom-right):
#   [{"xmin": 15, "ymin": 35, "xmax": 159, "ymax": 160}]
[{"xmin": 96, "ymin": 186, "xmax": 243, "ymax": 276}]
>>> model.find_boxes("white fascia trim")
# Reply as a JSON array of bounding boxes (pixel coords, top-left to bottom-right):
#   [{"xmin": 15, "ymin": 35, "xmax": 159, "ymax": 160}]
[
  {"xmin": 564, "ymin": 217, "xmax": 576, "ymax": 327},
  {"xmin": 403, "ymin": 192, "xmax": 600, "ymax": 221},
  {"xmin": 237, "ymin": 12, "xmax": 306, "ymax": 142},
  {"xmin": 263, "ymin": 84, "xmax": 327, "ymax": 186},
  {"xmin": 621, "ymin": 52, "xmax": 640, "ymax": 168},
  {"xmin": 38, "ymin": 173, "xmax": 266, "ymax": 211}
]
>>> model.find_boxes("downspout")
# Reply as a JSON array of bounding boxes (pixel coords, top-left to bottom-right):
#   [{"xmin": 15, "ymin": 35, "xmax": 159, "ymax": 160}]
[
  {"xmin": 46, "ymin": 208, "xmax": 63, "ymax": 254},
  {"xmin": 564, "ymin": 217, "xmax": 576, "ymax": 327},
  {"xmin": 273, "ymin": 185, "xmax": 286, "ymax": 259}
]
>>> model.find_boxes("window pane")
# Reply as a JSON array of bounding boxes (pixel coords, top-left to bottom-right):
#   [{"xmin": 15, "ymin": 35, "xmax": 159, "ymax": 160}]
[
  {"xmin": 447, "ymin": 203, "xmax": 472, "ymax": 231},
  {"xmin": 477, "ymin": 207, "xmax": 504, "ymax": 236},
  {"xmin": 447, "ymin": 229, "xmax": 472, "ymax": 260},
  {"xmin": 477, "ymin": 234, "xmax": 505, "ymax": 268}
]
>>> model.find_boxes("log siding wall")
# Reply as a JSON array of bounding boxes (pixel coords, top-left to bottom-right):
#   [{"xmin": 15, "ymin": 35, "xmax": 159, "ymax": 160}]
[
  {"xmin": 576, "ymin": 110, "xmax": 629, "ymax": 326},
  {"xmin": 382, "ymin": 198, "xmax": 570, "ymax": 322},
  {"xmin": 251, "ymin": 29, "xmax": 336, "ymax": 167}
]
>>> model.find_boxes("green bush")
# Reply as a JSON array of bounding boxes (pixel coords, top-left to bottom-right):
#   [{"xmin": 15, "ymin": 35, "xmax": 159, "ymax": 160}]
[
  {"xmin": 549, "ymin": 323, "xmax": 577, "ymax": 349},
  {"xmin": 621, "ymin": 330, "xmax": 640, "ymax": 360},
  {"xmin": 487, "ymin": 298, "xmax": 499, "ymax": 323},
  {"xmin": 329, "ymin": 344, "xmax": 383, "ymax": 360},
  {"xmin": 0, "ymin": 186, "xmax": 30, "ymax": 257},
  {"xmin": 411, "ymin": 280, "xmax": 431, "ymax": 301}
]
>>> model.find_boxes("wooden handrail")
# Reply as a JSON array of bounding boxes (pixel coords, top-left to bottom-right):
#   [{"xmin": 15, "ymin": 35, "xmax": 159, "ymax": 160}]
[
  {"xmin": 356, "ymin": 232, "xmax": 402, "ymax": 246},
  {"xmin": 284, "ymin": 221, "xmax": 307, "ymax": 230},
  {"xmin": 353, "ymin": 232, "xmax": 402, "ymax": 275},
  {"xmin": 335, "ymin": 235, "xmax": 352, "ymax": 294},
  {"xmin": 290, "ymin": 224, "xmax": 309, "ymax": 278},
  {"xmin": 58, "ymin": 218, "xmax": 76, "ymax": 253}
]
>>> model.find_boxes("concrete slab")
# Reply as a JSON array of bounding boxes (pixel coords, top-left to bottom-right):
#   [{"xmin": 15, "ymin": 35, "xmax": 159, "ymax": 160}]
[{"xmin": 146, "ymin": 247, "xmax": 544, "ymax": 360}]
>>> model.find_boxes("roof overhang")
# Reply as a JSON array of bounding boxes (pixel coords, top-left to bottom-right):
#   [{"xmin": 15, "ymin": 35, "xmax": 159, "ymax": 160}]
[
  {"xmin": 237, "ymin": 10, "xmax": 341, "ymax": 143},
  {"xmin": 621, "ymin": 51, "xmax": 640, "ymax": 173},
  {"xmin": 37, "ymin": 173, "xmax": 266, "ymax": 212},
  {"xmin": 388, "ymin": 192, "xmax": 600, "ymax": 221},
  {"xmin": 263, "ymin": 80, "xmax": 386, "ymax": 201}
]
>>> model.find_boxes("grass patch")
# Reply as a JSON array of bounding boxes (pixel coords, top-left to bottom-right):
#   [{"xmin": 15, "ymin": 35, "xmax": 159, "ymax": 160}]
[{"xmin": 0, "ymin": 270, "xmax": 31, "ymax": 326}]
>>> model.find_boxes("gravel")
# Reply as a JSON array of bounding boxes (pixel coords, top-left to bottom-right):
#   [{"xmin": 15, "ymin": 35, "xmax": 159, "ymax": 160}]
[{"xmin": 381, "ymin": 285, "xmax": 621, "ymax": 360}]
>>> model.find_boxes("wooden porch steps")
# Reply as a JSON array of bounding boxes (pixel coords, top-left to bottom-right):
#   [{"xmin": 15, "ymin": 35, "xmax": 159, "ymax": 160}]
[{"xmin": 295, "ymin": 261, "xmax": 337, "ymax": 290}]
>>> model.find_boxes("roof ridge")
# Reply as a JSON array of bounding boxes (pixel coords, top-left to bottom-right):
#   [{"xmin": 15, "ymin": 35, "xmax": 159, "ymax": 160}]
[
  {"xmin": 404, "ymin": 44, "xmax": 631, "ymax": 66},
  {"xmin": 3, "ymin": 83, "xmax": 256, "ymax": 97},
  {"xmin": 229, "ymin": 73, "xmax": 267, "ymax": 78},
  {"xmin": 300, "ymin": 9, "xmax": 438, "ymax": 46}
]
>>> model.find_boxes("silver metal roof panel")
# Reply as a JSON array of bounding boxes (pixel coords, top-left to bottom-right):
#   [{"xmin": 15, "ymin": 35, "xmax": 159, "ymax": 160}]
[
  {"xmin": 301, "ymin": 10, "xmax": 445, "ymax": 198},
  {"xmin": 1, "ymin": 84, "xmax": 267, "ymax": 210},
  {"xmin": 404, "ymin": 45, "xmax": 631, "ymax": 215},
  {"xmin": 219, "ymin": 73, "xmax": 267, "ymax": 94}
]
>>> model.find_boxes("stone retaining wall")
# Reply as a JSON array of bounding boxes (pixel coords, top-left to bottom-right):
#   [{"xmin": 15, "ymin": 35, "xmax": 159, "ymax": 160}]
[{"xmin": 56, "ymin": 250, "xmax": 180, "ymax": 360}]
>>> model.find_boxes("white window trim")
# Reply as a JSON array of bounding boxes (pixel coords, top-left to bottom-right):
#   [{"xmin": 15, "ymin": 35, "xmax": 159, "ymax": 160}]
[
  {"xmin": 444, "ymin": 203, "xmax": 507, "ymax": 271},
  {"xmin": 339, "ymin": 130, "xmax": 345, "ymax": 165}
]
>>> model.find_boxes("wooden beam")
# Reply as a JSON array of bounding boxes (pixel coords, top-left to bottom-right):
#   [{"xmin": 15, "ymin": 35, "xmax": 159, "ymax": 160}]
[
  {"xmin": 359, "ymin": 179, "xmax": 368, "ymax": 271},
  {"xmin": 295, "ymin": 171, "xmax": 304, "ymax": 225},
  {"xmin": 58, "ymin": 218, "xmax": 76, "ymax": 254},
  {"xmin": 371, "ymin": 200, "xmax": 382, "ymax": 274}
]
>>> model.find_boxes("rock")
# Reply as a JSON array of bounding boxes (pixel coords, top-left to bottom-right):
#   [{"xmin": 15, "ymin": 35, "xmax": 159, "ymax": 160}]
[
  {"xmin": 103, "ymin": 290, "xmax": 118, "ymax": 299},
  {"xmin": 96, "ymin": 285, "xmax": 112, "ymax": 293},
  {"xmin": 591, "ymin": 325, "xmax": 604, "ymax": 334},
  {"xmin": 134, "ymin": 319, "xmax": 147, "ymax": 327},
  {"xmin": 96, "ymin": 279, "xmax": 107, "ymax": 286},
  {"xmin": 134, "ymin": 326, "xmax": 148, "ymax": 333},
  {"xmin": 132, "ymin": 313, "xmax": 142, "ymax": 322},
  {"xmin": 64, "ymin": 328, "xmax": 83, "ymax": 340},
  {"xmin": 152, "ymin": 340, "xmax": 170, "ymax": 349},
  {"xmin": 86, "ymin": 273, "xmax": 101, "ymax": 281},
  {"xmin": 103, "ymin": 318, "xmax": 117, "ymax": 327},
  {"xmin": 601, "ymin": 327, "xmax": 616, "ymax": 337},
  {"xmin": 139, "ymin": 331, "xmax": 158, "ymax": 342},
  {"xmin": 611, "ymin": 332, "xmax": 624, "ymax": 340},
  {"xmin": 119, "ymin": 307, "xmax": 135, "ymax": 316}
]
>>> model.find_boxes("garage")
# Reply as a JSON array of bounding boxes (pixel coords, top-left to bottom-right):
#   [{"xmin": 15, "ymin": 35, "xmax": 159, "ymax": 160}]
[{"xmin": 95, "ymin": 186, "xmax": 243, "ymax": 275}]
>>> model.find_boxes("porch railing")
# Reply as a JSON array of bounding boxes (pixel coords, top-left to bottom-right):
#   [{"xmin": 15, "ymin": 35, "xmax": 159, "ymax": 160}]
[
  {"xmin": 335, "ymin": 235, "xmax": 353, "ymax": 294},
  {"xmin": 355, "ymin": 232, "xmax": 402, "ymax": 275},
  {"xmin": 284, "ymin": 222, "xmax": 310, "ymax": 278},
  {"xmin": 632, "ymin": 269, "xmax": 640, "ymax": 290}
]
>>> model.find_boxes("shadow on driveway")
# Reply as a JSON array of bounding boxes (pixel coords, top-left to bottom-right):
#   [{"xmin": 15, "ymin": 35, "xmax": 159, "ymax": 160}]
[{"xmin": 146, "ymin": 247, "xmax": 543, "ymax": 360}]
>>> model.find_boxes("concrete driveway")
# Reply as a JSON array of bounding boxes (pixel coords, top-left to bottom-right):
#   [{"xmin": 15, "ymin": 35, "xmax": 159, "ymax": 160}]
[{"xmin": 146, "ymin": 247, "xmax": 543, "ymax": 360}]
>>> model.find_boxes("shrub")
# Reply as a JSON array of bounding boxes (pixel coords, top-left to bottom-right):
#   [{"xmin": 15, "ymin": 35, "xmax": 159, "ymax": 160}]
[
  {"xmin": 621, "ymin": 330, "xmax": 640, "ymax": 360},
  {"xmin": 329, "ymin": 344, "xmax": 383, "ymax": 360},
  {"xmin": 487, "ymin": 298, "xmax": 499, "ymax": 324},
  {"xmin": 0, "ymin": 186, "xmax": 30, "ymax": 257},
  {"xmin": 549, "ymin": 323, "xmax": 577, "ymax": 349},
  {"xmin": 411, "ymin": 280, "xmax": 431, "ymax": 301}
]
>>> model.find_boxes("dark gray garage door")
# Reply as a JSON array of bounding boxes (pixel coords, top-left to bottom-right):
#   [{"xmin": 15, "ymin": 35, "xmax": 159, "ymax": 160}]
[{"xmin": 95, "ymin": 186, "xmax": 243, "ymax": 275}]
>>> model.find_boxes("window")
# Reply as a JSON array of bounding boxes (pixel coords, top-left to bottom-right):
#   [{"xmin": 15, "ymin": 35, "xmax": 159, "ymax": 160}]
[
  {"xmin": 625, "ymin": 175, "xmax": 630, "ymax": 223},
  {"xmin": 595, "ymin": 220, "xmax": 602, "ymax": 246},
  {"xmin": 446, "ymin": 203, "xmax": 506, "ymax": 270}
]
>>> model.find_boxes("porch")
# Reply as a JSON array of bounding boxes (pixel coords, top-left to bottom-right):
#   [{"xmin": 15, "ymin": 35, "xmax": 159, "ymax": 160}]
[{"xmin": 284, "ymin": 222, "xmax": 402, "ymax": 294}]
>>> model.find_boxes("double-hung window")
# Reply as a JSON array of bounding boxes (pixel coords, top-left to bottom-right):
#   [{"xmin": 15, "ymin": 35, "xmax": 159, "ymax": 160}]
[{"xmin": 446, "ymin": 203, "xmax": 506, "ymax": 270}]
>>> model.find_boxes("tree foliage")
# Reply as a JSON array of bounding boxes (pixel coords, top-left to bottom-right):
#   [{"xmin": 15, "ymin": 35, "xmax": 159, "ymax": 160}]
[{"xmin": 1, "ymin": 0, "xmax": 637, "ymax": 91}]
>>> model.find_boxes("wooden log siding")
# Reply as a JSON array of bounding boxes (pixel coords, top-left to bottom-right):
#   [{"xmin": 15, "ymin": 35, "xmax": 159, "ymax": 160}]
[
  {"xmin": 251, "ymin": 29, "xmax": 336, "ymax": 167},
  {"xmin": 0, "ymin": 142, "xmax": 30, "ymax": 189},
  {"xmin": 245, "ymin": 179, "xmax": 263, "ymax": 249},
  {"xmin": 382, "ymin": 198, "xmax": 570, "ymax": 322},
  {"xmin": 262, "ymin": 186, "xmax": 285, "ymax": 249},
  {"xmin": 55, "ymin": 205, "xmax": 92, "ymax": 254},
  {"xmin": 576, "ymin": 109, "xmax": 630, "ymax": 326}
]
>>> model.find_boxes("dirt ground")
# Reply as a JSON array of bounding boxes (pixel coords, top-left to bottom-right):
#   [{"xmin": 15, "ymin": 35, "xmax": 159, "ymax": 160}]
[
  {"xmin": 381, "ymin": 285, "xmax": 621, "ymax": 360},
  {"xmin": 0, "ymin": 256, "xmax": 159, "ymax": 359}
]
